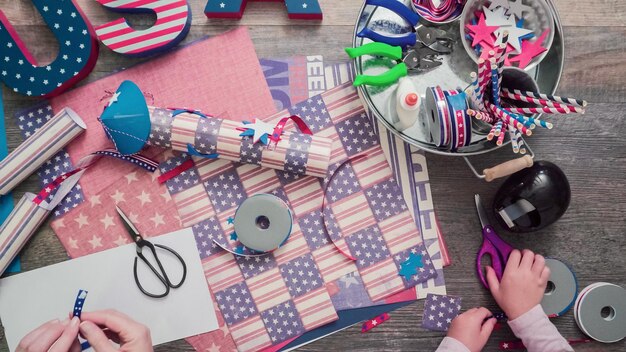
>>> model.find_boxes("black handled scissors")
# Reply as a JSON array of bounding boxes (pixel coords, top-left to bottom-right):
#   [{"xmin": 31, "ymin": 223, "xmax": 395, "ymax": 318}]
[{"xmin": 116, "ymin": 206, "xmax": 187, "ymax": 298}]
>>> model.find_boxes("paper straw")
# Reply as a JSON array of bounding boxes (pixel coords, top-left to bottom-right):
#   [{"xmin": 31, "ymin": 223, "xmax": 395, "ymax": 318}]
[
  {"xmin": 495, "ymin": 31, "xmax": 509, "ymax": 88},
  {"xmin": 488, "ymin": 103, "xmax": 532, "ymax": 136},
  {"xmin": 499, "ymin": 90, "xmax": 585, "ymax": 113},
  {"xmin": 0, "ymin": 108, "xmax": 86, "ymax": 196},
  {"xmin": 517, "ymin": 134, "xmax": 527, "ymax": 154},
  {"xmin": 493, "ymin": 120, "xmax": 503, "ymax": 137},
  {"xmin": 501, "ymin": 88, "xmax": 587, "ymax": 108},
  {"xmin": 490, "ymin": 64, "xmax": 501, "ymax": 107},
  {"xmin": 146, "ymin": 106, "xmax": 333, "ymax": 178},
  {"xmin": 487, "ymin": 124, "xmax": 498, "ymax": 141},
  {"xmin": 507, "ymin": 124, "xmax": 519, "ymax": 153},
  {"xmin": 528, "ymin": 116, "xmax": 552, "ymax": 129},
  {"xmin": 496, "ymin": 122, "xmax": 507, "ymax": 145},
  {"xmin": 503, "ymin": 106, "xmax": 583, "ymax": 115},
  {"xmin": 479, "ymin": 57, "xmax": 496, "ymax": 97},
  {"xmin": 467, "ymin": 72, "xmax": 483, "ymax": 109}
]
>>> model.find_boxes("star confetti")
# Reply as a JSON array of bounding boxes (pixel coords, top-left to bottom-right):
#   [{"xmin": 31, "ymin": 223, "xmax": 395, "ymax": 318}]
[
  {"xmin": 238, "ymin": 119, "xmax": 279, "ymax": 145},
  {"xmin": 421, "ymin": 294, "xmax": 462, "ymax": 332},
  {"xmin": 507, "ymin": 0, "xmax": 532, "ymax": 19},
  {"xmin": 466, "ymin": 13, "xmax": 499, "ymax": 47},
  {"xmin": 398, "ymin": 252, "xmax": 424, "ymax": 280},
  {"xmin": 508, "ymin": 29, "xmax": 549, "ymax": 68}
]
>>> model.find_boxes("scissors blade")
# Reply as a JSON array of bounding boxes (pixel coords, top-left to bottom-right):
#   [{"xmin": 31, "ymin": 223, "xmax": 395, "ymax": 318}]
[
  {"xmin": 115, "ymin": 206, "xmax": 140, "ymax": 240},
  {"xmin": 474, "ymin": 194, "xmax": 490, "ymax": 229}
]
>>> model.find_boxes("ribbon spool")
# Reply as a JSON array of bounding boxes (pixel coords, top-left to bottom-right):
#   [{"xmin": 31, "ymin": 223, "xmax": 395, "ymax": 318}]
[
  {"xmin": 425, "ymin": 87, "xmax": 450, "ymax": 148},
  {"xmin": 541, "ymin": 258, "xmax": 577, "ymax": 317},
  {"xmin": 574, "ymin": 283, "xmax": 626, "ymax": 343},
  {"xmin": 445, "ymin": 90, "xmax": 471, "ymax": 151},
  {"xmin": 233, "ymin": 194, "xmax": 293, "ymax": 253},
  {"xmin": 425, "ymin": 87, "xmax": 471, "ymax": 151}
]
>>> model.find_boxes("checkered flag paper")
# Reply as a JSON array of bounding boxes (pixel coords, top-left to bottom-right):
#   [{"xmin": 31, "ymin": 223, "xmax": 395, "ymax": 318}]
[{"xmin": 162, "ymin": 83, "xmax": 436, "ymax": 351}]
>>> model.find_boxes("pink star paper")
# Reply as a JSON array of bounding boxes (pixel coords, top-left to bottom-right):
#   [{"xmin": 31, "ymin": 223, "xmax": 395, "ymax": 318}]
[
  {"xmin": 508, "ymin": 30, "xmax": 550, "ymax": 68},
  {"xmin": 466, "ymin": 13, "xmax": 500, "ymax": 47}
]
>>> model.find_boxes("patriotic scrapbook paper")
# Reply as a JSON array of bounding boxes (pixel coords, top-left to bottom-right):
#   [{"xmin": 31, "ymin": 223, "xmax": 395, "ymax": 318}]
[
  {"xmin": 323, "ymin": 62, "xmax": 448, "ymax": 298},
  {"xmin": 159, "ymin": 82, "xmax": 436, "ymax": 351}
]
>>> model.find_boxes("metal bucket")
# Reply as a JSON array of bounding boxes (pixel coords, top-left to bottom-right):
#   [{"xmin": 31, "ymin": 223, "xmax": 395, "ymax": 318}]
[{"xmin": 351, "ymin": 0, "xmax": 564, "ymax": 180}]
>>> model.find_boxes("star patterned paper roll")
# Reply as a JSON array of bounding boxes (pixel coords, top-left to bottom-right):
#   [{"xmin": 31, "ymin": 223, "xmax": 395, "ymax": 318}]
[
  {"xmin": 100, "ymin": 80, "xmax": 333, "ymax": 178},
  {"xmin": 0, "ymin": 108, "xmax": 86, "ymax": 196}
]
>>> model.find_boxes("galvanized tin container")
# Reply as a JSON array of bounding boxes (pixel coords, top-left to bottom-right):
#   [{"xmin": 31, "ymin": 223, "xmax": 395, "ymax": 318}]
[{"xmin": 351, "ymin": 0, "xmax": 564, "ymax": 178}]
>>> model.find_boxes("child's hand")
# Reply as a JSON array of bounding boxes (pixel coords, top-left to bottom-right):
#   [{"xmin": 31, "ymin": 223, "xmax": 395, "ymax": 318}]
[
  {"xmin": 486, "ymin": 249, "xmax": 550, "ymax": 320},
  {"xmin": 446, "ymin": 307, "xmax": 497, "ymax": 352}
]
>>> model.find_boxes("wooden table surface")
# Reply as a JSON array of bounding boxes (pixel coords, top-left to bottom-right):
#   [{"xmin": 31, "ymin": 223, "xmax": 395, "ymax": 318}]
[{"xmin": 1, "ymin": 0, "xmax": 624, "ymax": 351}]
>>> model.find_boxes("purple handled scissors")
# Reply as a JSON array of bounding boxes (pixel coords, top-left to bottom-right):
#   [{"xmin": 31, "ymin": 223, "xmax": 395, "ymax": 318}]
[{"xmin": 475, "ymin": 194, "xmax": 515, "ymax": 289}]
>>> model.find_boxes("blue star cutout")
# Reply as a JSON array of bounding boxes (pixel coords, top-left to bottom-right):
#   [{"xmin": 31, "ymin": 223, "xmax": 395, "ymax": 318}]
[
  {"xmin": 230, "ymin": 232, "xmax": 238, "ymax": 241},
  {"xmin": 227, "ymin": 217, "xmax": 234, "ymax": 224},
  {"xmin": 399, "ymin": 253, "xmax": 424, "ymax": 280},
  {"xmin": 235, "ymin": 245, "xmax": 245, "ymax": 254}
]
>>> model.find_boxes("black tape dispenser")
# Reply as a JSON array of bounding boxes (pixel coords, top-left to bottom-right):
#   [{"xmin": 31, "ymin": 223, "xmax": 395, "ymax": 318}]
[{"xmin": 493, "ymin": 161, "xmax": 571, "ymax": 233}]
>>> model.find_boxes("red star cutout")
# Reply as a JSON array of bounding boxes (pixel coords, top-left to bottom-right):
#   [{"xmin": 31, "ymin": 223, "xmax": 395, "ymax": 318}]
[
  {"xmin": 508, "ymin": 29, "xmax": 550, "ymax": 68},
  {"xmin": 466, "ymin": 13, "xmax": 499, "ymax": 48}
]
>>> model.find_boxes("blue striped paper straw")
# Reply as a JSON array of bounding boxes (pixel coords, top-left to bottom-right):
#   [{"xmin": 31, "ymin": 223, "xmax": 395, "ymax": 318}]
[{"xmin": 490, "ymin": 64, "xmax": 500, "ymax": 107}]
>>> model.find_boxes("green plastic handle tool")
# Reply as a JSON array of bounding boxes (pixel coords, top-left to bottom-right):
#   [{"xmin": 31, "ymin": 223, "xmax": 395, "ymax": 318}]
[
  {"xmin": 353, "ymin": 63, "xmax": 408, "ymax": 87},
  {"xmin": 344, "ymin": 42, "xmax": 403, "ymax": 60}
]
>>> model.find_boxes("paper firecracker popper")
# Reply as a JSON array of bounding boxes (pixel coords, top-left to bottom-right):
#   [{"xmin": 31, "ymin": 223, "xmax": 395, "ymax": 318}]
[{"xmin": 99, "ymin": 80, "xmax": 333, "ymax": 178}]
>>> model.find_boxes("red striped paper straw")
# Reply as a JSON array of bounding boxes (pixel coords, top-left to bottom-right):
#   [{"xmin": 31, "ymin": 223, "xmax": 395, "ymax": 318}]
[
  {"xmin": 488, "ymin": 103, "xmax": 532, "ymax": 136},
  {"xmin": 499, "ymin": 90, "xmax": 585, "ymax": 113},
  {"xmin": 502, "ymin": 88, "xmax": 587, "ymax": 108},
  {"xmin": 0, "ymin": 108, "xmax": 86, "ymax": 196},
  {"xmin": 487, "ymin": 123, "xmax": 498, "ymax": 141},
  {"xmin": 503, "ymin": 106, "xmax": 583, "ymax": 115}
]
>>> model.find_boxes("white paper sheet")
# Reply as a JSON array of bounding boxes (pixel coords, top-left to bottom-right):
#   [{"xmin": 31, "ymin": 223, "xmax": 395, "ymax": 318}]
[{"xmin": 0, "ymin": 228, "xmax": 217, "ymax": 351}]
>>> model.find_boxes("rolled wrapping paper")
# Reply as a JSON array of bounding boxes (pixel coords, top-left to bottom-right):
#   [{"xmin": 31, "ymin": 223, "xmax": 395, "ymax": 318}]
[
  {"xmin": 100, "ymin": 80, "xmax": 333, "ymax": 178},
  {"xmin": 0, "ymin": 170, "xmax": 84, "ymax": 275},
  {"xmin": 0, "ymin": 108, "xmax": 86, "ymax": 196}
]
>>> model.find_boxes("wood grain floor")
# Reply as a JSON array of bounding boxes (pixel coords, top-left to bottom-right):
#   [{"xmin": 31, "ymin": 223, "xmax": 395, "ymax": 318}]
[{"xmin": 0, "ymin": 0, "xmax": 624, "ymax": 351}]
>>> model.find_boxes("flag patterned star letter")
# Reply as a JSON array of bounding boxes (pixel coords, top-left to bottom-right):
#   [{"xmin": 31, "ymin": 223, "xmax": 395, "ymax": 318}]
[
  {"xmin": 205, "ymin": 0, "xmax": 322, "ymax": 20},
  {"xmin": 0, "ymin": 0, "xmax": 99, "ymax": 97}
]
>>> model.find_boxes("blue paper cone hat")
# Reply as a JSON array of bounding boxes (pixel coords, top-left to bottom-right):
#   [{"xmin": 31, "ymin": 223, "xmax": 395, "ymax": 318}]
[{"xmin": 99, "ymin": 80, "xmax": 151, "ymax": 155}]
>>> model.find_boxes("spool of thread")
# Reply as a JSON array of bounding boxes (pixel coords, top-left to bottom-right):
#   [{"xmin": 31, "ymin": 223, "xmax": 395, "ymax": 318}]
[
  {"xmin": 541, "ymin": 258, "xmax": 578, "ymax": 317},
  {"xmin": 574, "ymin": 283, "xmax": 626, "ymax": 343},
  {"xmin": 232, "ymin": 194, "xmax": 293, "ymax": 253}
]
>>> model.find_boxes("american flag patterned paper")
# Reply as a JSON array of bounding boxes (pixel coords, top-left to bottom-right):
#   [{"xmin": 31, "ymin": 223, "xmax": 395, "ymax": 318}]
[
  {"xmin": 323, "ymin": 62, "xmax": 448, "ymax": 298},
  {"xmin": 421, "ymin": 294, "xmax": 462, "ymax": 331},
  {"xmin": 161, "ymin": 82, "xmax": 436, "ymax": 351}
]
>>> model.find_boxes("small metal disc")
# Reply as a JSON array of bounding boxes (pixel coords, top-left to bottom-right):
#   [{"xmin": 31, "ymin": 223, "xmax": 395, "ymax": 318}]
[
  {"xmin": 233, "ymin": 194, "xmax": 292, "ymax": 253},
  {"xmin": 540, "ymin": 258, "xmax": 577, "ymax": 316}
]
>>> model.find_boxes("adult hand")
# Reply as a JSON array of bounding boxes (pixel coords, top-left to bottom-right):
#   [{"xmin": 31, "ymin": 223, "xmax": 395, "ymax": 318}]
[
  {"xmin": 79, "ymin": 310, "xmax": 153, "ymax": 352},
  {"xmin": 446, "ymin": 307, "xmax": 497, "ymax": 352},
  {"xmin": 17, "ymin": 317, "xmax": 81, "ymax": 352},
  {"xmin": 486, "ymin": 249, "xmax": 550, "ymax": 320}
]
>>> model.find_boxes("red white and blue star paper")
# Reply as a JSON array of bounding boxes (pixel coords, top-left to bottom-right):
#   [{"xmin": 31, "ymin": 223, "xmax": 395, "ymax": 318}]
[
  {"xmin": 421, "ymin": 294, "xmax": 462, "ymax": 332},
  {"xmin": 0, "ymin": 0, "xmax": 98, "ymax": 97}
]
